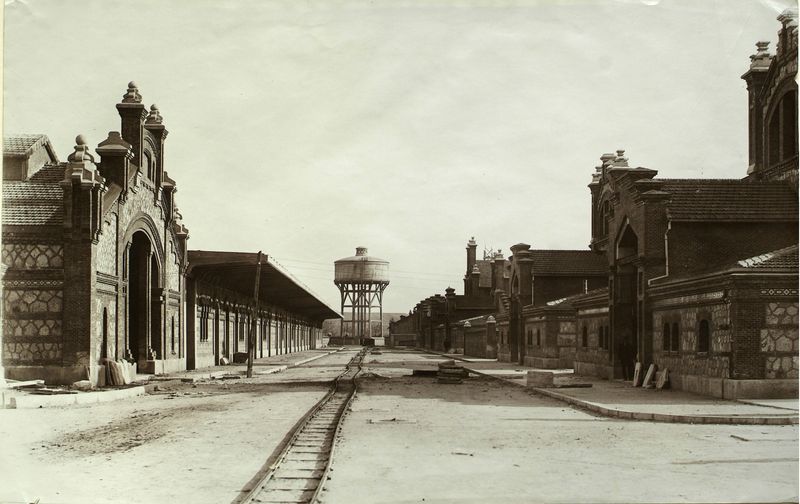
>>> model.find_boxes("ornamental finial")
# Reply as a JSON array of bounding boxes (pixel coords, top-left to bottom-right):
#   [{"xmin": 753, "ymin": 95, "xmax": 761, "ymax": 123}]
[
  {"xmin": 122, "ymin": 81, "xmax": 142, "ymax": 104},
  {"xmin": 145, "ymin": 104, "xmax": 163, "ymax": 124},
  {"xmin": 67, "ymin": 134, "xmax": 95, "ymax": 163}
]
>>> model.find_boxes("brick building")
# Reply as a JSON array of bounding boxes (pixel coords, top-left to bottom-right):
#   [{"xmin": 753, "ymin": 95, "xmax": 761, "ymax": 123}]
[
  {"xmin": 496, "ymin": 245, "xmax": 607, "ymax": 365},
  {"xmin": 393, "ymin": 11, "xmax": 798, "ymax": 399},
  {"xmin": 572, "ymin": 11, "xmax": 799, "ymax": 397},
  {"xmin": 2, "ymin": 83, "xmax": 339, "ymax": 385}
]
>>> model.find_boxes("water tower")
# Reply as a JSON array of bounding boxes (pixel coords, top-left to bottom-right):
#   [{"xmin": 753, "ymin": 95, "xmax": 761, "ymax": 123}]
[{"xmin": 334, "ymin": 247, "xmax": 390, "ymax": 346}]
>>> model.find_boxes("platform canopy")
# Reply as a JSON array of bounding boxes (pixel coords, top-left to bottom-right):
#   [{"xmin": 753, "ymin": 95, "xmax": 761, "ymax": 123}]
[{"xmin": 187, "ymin": 250, "xmax": 341, "ymax": 322}]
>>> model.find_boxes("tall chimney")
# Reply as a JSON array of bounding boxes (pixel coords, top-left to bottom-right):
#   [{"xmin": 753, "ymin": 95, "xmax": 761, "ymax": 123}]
[{"xmin": 116, "ymin": 81, "xmax": 147, "ymax": 169}]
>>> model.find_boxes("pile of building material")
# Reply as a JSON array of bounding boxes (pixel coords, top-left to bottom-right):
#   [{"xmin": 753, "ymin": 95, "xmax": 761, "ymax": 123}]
[
  {"xmin": 437, "ymin": 360, "xmax": 468, "ymax": 384},
  {"xmin": 98, "ymin": 358, "xmax": 136, "ymax": 386}
]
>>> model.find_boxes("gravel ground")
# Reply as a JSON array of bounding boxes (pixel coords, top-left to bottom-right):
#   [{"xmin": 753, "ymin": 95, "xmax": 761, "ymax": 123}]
[
  {"xmin": 322, "ymin": 352, "xmax": 799, "ymax": 504},
  {"xmin": 0, "ymin": 350, "xmax": 362, "ymax": 504}
]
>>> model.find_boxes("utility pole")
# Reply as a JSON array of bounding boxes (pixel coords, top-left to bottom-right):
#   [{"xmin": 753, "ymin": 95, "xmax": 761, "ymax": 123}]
[{"xmin": 246, "ymin": 251, "xmax": 263, "ymax": 378}]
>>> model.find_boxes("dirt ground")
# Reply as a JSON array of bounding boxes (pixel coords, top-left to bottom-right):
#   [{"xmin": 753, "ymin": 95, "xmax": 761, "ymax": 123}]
[
  {"xmin": 0, "ymin": 378, "xmax": 335, "ymax": 504},
  {"xmin": 2, "ymin": 348, "xmax": 796, "ymax": 504},
  {"xmin": 322, "ymin": 358, "xmax": 799, "ymax": 504}
]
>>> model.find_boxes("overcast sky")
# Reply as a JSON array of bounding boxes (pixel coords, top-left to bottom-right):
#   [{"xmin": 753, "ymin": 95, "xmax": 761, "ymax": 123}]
[{"xmin": 3, "ymin": 0, "xmax": 794, "ymax": 313}]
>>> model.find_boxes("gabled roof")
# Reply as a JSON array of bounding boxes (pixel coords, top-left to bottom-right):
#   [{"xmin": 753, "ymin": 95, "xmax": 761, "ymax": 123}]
[
  {"xmin": 2, "ymin": 163, "xmax": 65, "ymax": 226},
  {"xmin": 4, "ymin": 134, "xmax": 49, "ymax": 157},
  {"xmin": 661, "ymin": 179, "xmax": 798, "ymax": 222},
  {"xmin": 529, "ymin": 250, "xmax": 607, "ymax": 276}
]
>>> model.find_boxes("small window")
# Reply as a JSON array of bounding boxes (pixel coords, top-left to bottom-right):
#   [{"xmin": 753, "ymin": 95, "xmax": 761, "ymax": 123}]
[
  {"xmin": 582, "ymin": 326, "xmax": 588, "ymax": 347},
  {"xmin": 671, "ymin": 322, "xmax": 680, "ymax": 353},
  {"xmin": 605, "ymin": 325, "xmax": 610, "ymax": 350},
  {"xmin": 662, "ymin": 323, "xmax": 670, "ymax": 352},
  {"xmin": 536, "ymin": 329, "xmax": 541, "ymax": 346},
  {"xmin": 698, "ymin": 319, "xmax": 710, "ymax": 353}
]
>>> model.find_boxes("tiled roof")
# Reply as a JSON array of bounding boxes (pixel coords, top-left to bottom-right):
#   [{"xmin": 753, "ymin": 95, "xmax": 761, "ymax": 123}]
[
  {"xmin": 736, "ymin": 245, "xmax": 798, "ymax": 270},
  {"xmin": 2, "ymin": 163, "xmax": 65, "ymax": 226},
  {"xmin": 545, "ymin": 287, "xmax": 608, "ymax": 307},
  {"xmin": 529, "ymin": 250, "xmax": 607, "ymax": 276},
  {"xmin": 3, "ymin": 134, "xmax": 48, "ymax": 156},
  {"xmin": 661, "ymin": 179, "xmax": 798, "ymax": 222}
]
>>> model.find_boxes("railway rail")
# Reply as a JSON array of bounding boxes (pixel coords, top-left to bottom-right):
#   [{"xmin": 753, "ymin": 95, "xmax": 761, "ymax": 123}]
[{"xmin": 236, "ymin": 348, "xmax": 368, "ymax": 504}]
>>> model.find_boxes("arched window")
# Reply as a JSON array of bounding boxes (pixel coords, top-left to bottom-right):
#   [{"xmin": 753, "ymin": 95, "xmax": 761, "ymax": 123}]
[
  {"xmin": 663, "ymin": 323, "xmax": 670, "ymax": 351},
  {"xmin": 582, "ymin": 326, "xmax": 588, "ymax": 347},
  {"xmin": 617, "ymin": 224, "xmax": 639, "ymax": 259},
  {"xmin": 144, "ymin": 150, "xmax": 155, "ymax": 180},
  {"xmin": 671, "ymin": 322, "xmax": 680, "ymax": 353},
  {"xmin": 698, "ymin": 319, "xmax": 710, "ymax": 353}
]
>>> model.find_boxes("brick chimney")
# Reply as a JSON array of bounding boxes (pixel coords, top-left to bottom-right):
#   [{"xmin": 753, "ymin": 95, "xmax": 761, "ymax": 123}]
[
  {"xmin": 470, "ymin": 264, "xmax": 481, "ymax": 295},
  {"xmin": 741, "ymin": 42, "xmax": 773, "ymax": 175},
  {"xmin": 466, "ymin": 237, "xmax": 477, "ymax": 275},
  {"xmin": 491, "ymin": 250, "xmax": 505, "ymax": 293},
  {"xmin": 116, "ymin": 81, "xmax": 147, "ymax": 169}
]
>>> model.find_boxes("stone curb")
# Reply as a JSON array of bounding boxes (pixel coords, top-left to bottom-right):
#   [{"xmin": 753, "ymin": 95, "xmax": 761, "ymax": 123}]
[
  {"xmin": 6, "ymin": 385, "xmax": 146, "ymax": 409},
  {"xmin": 464, "ymin": 367, "xmax": 799, "ymax": 426}
]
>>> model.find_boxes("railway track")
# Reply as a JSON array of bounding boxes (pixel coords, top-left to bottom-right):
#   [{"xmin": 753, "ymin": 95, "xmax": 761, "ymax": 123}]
[{"xmin": 237, "ymin": 348, "xmax": 368, "ymax": 504}]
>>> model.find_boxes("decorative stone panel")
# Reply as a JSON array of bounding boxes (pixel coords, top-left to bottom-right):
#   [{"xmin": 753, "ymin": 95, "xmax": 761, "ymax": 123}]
[
  {"xmin": 3, "ymin": 318, "xmax": 62, "ymax": 338},
  {"xmin": 5, "ymin": 289, "xmax": 63, "ymax": 314},
  {"xmin": 762, "ymin": 302, "xmax": 799, "ymax": 378},
  {"xmin": 1, "ymin": 243, "xmax": 63, "ymax": 269},
  {"xmin": 3, "ymin": 342, "xmax": 62, "ymax": 364}
]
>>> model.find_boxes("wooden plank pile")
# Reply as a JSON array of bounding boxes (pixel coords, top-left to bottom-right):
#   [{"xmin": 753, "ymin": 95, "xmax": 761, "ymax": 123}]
[{"xmin": 437, "ymin": 360, "xmax": 468, "ymax": 384}]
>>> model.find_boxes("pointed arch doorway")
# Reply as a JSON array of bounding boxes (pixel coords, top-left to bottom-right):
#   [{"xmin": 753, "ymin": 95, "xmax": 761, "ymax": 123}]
[{"xmin": 127, "ymin": 231, "xmax": 163, "ymax": 371}]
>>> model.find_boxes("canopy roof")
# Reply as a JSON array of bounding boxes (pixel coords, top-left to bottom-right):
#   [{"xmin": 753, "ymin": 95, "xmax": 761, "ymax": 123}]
[{"xmin": 187, "ymin": 250, "xmax": 341, "ymax": 322}]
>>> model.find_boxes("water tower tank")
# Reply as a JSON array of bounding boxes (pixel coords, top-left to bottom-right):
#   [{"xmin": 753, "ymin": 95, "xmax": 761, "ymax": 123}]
[
  {"xmin": 333, "ymin": 247, "xmax": 390, "ymax": 346},
  {"xmin": 334, "ymin": 247, "xmax": 390, "ymax": 283}
]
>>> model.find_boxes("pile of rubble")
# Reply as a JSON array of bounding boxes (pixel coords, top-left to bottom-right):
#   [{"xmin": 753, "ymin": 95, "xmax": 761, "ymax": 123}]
[{"xmin": 437, "ymin": 360, "xmax": 468, "ymax": 384}]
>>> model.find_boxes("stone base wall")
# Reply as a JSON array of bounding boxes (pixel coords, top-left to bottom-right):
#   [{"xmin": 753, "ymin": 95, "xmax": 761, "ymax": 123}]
[
  {"xmin": 574, "ymin": 361, "xmax": 614, "ymax": 380},
  {"xmin": 524, "ymin": 356, "xmax": 570, "ymax": 369},
  {"xmin": 5, "ymin": 364, "xmax": 87, "ymax": 385},
  {"xmin": 670, "ymin": 373, "xmax": 798, "ymax": 399}
]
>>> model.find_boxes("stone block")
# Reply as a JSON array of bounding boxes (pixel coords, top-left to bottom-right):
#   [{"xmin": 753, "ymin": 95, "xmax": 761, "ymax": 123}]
[{"xmin": 526, "ymin": 370, "xmax": 554, "ymax": 388}]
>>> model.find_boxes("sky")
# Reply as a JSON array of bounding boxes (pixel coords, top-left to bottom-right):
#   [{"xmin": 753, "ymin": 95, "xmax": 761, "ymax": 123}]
[{"xmin": 3, "ymin": 0, "xmax": 795, "ymax": 313}]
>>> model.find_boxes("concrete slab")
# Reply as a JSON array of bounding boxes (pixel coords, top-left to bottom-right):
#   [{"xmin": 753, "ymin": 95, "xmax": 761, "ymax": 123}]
[{"xmin": 7, "ymin": 386, "xmax": 146, "ymax": 409}]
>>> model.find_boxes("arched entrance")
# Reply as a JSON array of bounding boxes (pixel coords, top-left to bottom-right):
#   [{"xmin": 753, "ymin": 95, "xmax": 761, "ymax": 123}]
[
  {"xmin": 127, "ymin": 231, "xmax": 163, "ymax": 369},
  {"xmin": 612, "ymin": 223, "xmax": 640, "ymax": 380}
]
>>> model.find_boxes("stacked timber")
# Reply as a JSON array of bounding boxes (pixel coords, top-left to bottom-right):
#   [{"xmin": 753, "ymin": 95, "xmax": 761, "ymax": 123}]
[{"xmin": 437, "ymin": 360, "xmax": 468, "ymax": 384}]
